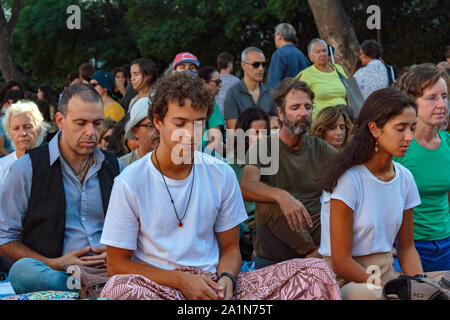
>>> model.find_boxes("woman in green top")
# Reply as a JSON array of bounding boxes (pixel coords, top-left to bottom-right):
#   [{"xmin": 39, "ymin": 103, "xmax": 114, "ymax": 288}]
[
  {"xmin": 394, "ymin": 64, "xmax": 450, "ymax": 272},
  {"xmin": 295, "ymin": 39, "xmax": 347, "ymax": 118}
]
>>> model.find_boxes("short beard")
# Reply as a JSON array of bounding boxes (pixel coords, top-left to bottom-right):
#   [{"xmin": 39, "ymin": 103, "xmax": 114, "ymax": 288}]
[{"xmin": 282, "ymin": 115, "xmax": 311, "ymax": 137}]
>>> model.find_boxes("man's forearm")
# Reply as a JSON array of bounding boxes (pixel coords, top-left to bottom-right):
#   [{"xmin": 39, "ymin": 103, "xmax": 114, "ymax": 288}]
[
  {"xmin": 0, "ymin": 241, "xmax": 50, "ymax": 265},
  {"xmin": 216, "ymin": 246, "xmax": 241, "ymax": 278},
  {"xmin": 240, "ymin": 179, "xmax": 286, "ymax": 204}
]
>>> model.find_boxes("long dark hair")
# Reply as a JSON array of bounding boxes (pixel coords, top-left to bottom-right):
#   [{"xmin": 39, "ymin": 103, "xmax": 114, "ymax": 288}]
[
  {"xmin": 105, "ymin": 112, "xmax": 130, "ymax": 157},
  {"xmin": 234, "ymin": 107, "xmax": 270, "ymax": 155},
  {"xmin": 0, "ymin": 80, "xmax": 23, "ymax": 104},
  {"xmin": 38, "ymin": 84, "xmax": 58, "ymax": 108},
  {"xmin": 321, "ymin": 88, "xmax": 417, "ymax": 193}
]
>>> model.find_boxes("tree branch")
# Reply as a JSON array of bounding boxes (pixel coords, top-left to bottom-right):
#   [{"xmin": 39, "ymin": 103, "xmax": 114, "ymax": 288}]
[
  {"xmin": 0, "ymin": 2, "xmax": 7, "ymax": 28},
  {"xmin": 7, "ymin": 0, "xmax": 22, "ymax": 34}
]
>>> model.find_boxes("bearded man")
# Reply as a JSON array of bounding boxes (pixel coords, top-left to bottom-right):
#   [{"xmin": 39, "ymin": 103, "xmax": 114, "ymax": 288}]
[{"xmin": 240, "ymin": 78, "xmax": 337, "ymax": 270}]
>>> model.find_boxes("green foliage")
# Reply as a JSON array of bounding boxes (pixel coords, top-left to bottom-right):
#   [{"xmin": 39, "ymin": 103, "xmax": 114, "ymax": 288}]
[
  {"xmin": 11, "ymin": 0, "xmax": 138, "ymax": 90},
  {"xmin": 123, "ymin": 0, "xmax": 315, "ymax": 74},
  {"xmin": 6, "ymin": 0, "xmax": 448, "ymax": 90}
]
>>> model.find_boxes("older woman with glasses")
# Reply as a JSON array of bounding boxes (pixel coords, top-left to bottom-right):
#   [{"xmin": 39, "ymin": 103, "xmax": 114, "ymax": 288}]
[
  {"xmin": 0, "ymin": 100, "xmax": 50, "ymax": 183},
  {"xmin": 296, "ymin": 38, "xmax": 348, "ymax": 119},
  {"xmin": 394, "ymin": 64, "xmax": 450, "ymax": 272}
]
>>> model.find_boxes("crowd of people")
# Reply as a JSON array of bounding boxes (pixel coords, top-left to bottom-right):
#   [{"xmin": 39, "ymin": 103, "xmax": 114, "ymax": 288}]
[{"xmin": 0, "ymin": 22, "xmax": 449, "ymax": 301}]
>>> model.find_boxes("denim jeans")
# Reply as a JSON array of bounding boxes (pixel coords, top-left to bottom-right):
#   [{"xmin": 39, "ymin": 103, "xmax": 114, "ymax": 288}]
[{"xmin": 8, "ymin": 258, "xmax": 78, "ymax": 294}]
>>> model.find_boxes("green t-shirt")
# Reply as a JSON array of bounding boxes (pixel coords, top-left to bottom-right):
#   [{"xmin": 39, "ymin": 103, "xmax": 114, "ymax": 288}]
[
  {"xmin": 202, "ymin": 101, "xmax": 225, "ymax": 148},
  {"xmin": 393, "ymin": 131, "xmax": 450, "ymax": 241},
  {"xmin": 296, "ymin": 64, "xmax": 347, "ymax": 119},
  {"xmin": 246, "ymin": 133, "xmax": 337, "ymax": 215}
]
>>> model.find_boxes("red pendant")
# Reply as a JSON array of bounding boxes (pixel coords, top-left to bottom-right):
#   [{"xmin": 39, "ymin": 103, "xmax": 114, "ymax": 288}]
[{"xmin": 178, "ymin": 221, "xmax": 183, "ymax": 227}]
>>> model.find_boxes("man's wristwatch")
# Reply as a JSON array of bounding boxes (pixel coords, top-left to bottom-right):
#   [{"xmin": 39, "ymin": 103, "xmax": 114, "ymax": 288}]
[
  {"xmin": 217, "ymin": 272, "xmax": 236, "ymax": 289},
  {"xmin": 414, "ymin": 274, "xmax": 427, "ymax": 279}
]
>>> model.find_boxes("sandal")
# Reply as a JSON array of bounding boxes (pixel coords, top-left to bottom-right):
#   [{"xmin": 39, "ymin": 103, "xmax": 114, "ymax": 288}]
[{"xmin": 383, "ymin": 275, "xmax": 449, "ymax": 300}]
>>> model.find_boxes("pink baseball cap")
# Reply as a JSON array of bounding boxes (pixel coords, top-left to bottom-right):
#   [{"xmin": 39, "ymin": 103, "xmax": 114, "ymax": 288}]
[{"xmin": 172, "ymin": 52, "xmax": 200, "ymax": 69}]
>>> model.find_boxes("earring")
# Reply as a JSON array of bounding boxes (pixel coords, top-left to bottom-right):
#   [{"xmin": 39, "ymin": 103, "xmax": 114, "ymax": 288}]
[{"xmin": 374, "ymin": 141, "xmax": 379, "ymax": 152}]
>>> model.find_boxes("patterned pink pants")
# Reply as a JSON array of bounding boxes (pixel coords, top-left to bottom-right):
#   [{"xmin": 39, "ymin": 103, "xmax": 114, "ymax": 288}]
[{"xmin": 100, "ymin": 258, "xmax": 341, "ymax": 300}]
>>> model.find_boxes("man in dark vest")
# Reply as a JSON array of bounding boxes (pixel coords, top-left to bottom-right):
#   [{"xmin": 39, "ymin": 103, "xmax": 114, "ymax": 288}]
[{"xmin": 0, "ymin": 82, "xmax": 122, "ymax": 294}]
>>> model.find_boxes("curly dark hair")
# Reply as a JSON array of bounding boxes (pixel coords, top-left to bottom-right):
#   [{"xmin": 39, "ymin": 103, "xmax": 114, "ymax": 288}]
[{"xmin": 149, "ymin": 72, "xmax": 214, "ymax": 122}]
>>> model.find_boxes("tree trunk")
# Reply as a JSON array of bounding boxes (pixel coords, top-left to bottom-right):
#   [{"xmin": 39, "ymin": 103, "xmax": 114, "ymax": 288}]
[
  {"xmin": 0, "ymin": 0, "xmax": 23, "ymax": 82},
  {"xmin": 307, "ymin": 0, "xmax": 360, "ymax": 75}
]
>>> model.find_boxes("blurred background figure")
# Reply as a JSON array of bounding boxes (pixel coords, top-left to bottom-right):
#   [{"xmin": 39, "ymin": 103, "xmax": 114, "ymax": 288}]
[
  {"xmin": 268, "ymin": 22, "xmax": 310, "ymax": 89},
  {"xmin": 216, "ymin": 52, "xmax": 240, "ymax": 119},
  {"xmin": 0, "ymin": 90, "xmax": 25, "ymax": 156},
  {"xmin": 78, "ymin": 62, "xmax": 96, "ymax": 84},
  {"xmin": 0, "ymin": 100, "xmax": 50, "ymax": 183},
  {"xmin": 198, "ymin": 66, "xmax": 226, "ymax": 155},
  {"xmin": 128, "ymin": 58, "xmax": 158, "ymax": 112},
  {"xmin": 309, "ymin": 105, "xmax": 354, "ymax": 150},
  {"xmin": 67, "ymin": 71, "xmax": 81, "ymax": 86},
  {"xmin": 353, "ymin": 40, "xmax": 388, "ymax": 99},
  {"xmin": 104, "ymin": 113, "xmax": 132, "ymax": 158},
  {"xmin": 89, "ymin": 70, "xmax": 125, "ymax": 122},
  {"xmin": 296, "ymin": 39, "xmax": 347, "ymax": 119},
  {"xmin": 98, "ymin": 118, "xmax": 117, "ymax": 151},
  {"xmin": 121, "ymin": 98, "xmax": 159, "ymax": 167},
  {"xmin": 35, "ymin": 99, "xmax": 58, "ymax": 143},
  {"xmin": 37, "ymin": 84, "xmax": 58, "ymax": 122},
  {"xmin": 0, "ymin": 81, "xmax": 23, "ymax": 113},
  {"xmin": 228, "ymin": 106, "xmax": 271, "ymax": 264},
  {"xmin": 111, "ymin": 67, "xmax": 127, "ymax": 102}
]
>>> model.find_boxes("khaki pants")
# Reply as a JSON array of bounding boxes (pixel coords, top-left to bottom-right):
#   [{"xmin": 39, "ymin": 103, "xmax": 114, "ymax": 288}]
[{"xmin": 323, "ymin": 253, "xmax": 447, "ymax": 300}]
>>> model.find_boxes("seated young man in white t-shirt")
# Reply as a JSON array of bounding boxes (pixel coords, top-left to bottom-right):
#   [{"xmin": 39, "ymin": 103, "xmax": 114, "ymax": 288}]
[{"xmin": 99, "ymin": 72, "xmax": 341, "ymax": 300}]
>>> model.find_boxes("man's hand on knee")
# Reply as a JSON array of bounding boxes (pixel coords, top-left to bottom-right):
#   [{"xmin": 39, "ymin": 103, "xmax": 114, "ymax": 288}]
[{"xmin": 277, "ymin": 191, "xmax": 313, "ymax": 232}]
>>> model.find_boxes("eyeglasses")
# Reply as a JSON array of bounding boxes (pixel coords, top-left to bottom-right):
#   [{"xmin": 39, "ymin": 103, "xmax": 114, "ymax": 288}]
[
  {"xmin": 422, "ymin": 94, "xmax": 448, "ymax": 104},
  {"xmin": 243, "ymin": 61, "xmax": 267, "ymax": 69},
  {"xmin": 207, "ymin": 79, "xmax": 222, "ymax": 86},
  {"xmin": 90, "ymin": 82, "xmax": 99, "ymax": 88}
]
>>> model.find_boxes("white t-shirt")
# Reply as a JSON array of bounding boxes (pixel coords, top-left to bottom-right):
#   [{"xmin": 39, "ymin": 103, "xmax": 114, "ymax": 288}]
[
  {"xmin": 319, "ymin": 162, "xmax": 420, "ymax": 257},
  {"xmin": 0, "ymin": 151, "xmax": 17, "ymax": 184},
  {"xmin": 100, "ymin": 151, "xmax": 247, "ymax": 273}
]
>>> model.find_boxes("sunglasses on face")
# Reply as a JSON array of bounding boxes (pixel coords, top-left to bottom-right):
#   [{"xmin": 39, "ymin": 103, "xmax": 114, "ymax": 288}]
[
  {"xmin": 207, "ymin": 79, "xmax": 222, "ymax": 86},
  {"xmin": 243, "ymin": 61, "xmax": 267, "ymax": 69},
  {"xmin": 90, "ymin": 82, "xmax": 99, "ymax": 88}
]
